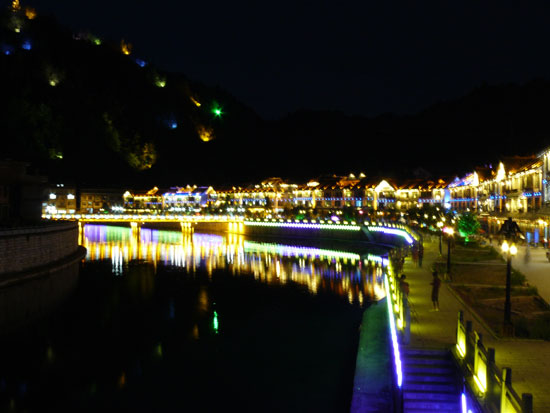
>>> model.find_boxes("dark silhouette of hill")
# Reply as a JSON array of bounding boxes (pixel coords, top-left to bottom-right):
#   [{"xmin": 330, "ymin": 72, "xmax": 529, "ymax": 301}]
[
  {"xmin": 0, "ymin": 6, "xmax": 266, "ymax": 188},
  {"xmin": 2, "ymin": 5, "xmax": 550, "ymax": 187},
  {"xmin": 270, "ymin": 80, "xmax": 550, "ymax": 181}
]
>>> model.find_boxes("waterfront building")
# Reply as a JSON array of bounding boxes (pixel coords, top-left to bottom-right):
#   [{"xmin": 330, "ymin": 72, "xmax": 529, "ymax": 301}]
[
  {"xmin": 44, "ymin": 185, "xmax": 123, "ymax": 214},
  {"xmin": 448, "ymin": 157, "xmax": 542, "ymax": 215},
  {"xmin": 122, "ymin": 187, "xmax": 164, "ymax": 213},
  {"xmin": 80, "ymin": 188, "xmax": 124, "ymax": 213},
  {"xmin": 395, "ymin": 178, "xmax": 448, "ymax": 211},
  {"xmin": 162, "ymin": 186, "xmax": 216, "ymax": 213},
  {"xmin": 44, "ymin": 184, "xmax": 77, "ymax": 215}
]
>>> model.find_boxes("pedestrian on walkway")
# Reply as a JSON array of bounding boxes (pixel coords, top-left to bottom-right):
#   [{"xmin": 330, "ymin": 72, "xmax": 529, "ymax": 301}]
[
  {"xmin": 418, "ymin": 243, "xmax": 423, "ymax": 268},
  {"xmin": 430, "ymin": 271, "xmax": 441, "ymax": 311},
  {"xmin": 399, "ymin": 274, "xmax": 410, "ymax": 296}
]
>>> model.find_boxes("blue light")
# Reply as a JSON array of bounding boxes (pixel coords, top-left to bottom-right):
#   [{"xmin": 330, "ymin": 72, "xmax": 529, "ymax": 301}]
[
  {"xmin": 135, "ymin": 58, "xmax": 147, "ymax": 67},
  {"xmin": 2, "ymin": 44, "xmax": 14, "ymax": 55},
  {"xmin": 21, "ymin": 40, "xmax": 32, "ymax": 51},
  {"xmin": 384, "ymin": 273, "xmax": 403, "ymax": 388},
  {"xmin": 169, "ymin": 121, "xmax": 177, "ymax": 129}
]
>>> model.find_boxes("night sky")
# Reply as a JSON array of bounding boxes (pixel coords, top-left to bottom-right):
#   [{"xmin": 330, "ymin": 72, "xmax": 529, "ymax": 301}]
[{"xmin": 15, "ymin": 0, "xmax": 550, "ymax": 120}]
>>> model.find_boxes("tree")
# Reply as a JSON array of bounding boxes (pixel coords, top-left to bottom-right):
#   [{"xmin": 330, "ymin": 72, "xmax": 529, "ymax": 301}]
[{"xmin": 457, "ymin": 212, "xmax": 480, "ymax": 243}]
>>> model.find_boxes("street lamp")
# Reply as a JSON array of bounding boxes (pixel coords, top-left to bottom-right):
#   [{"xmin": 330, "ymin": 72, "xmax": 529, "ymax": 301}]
[
  {"xmin": 444, "ymin": 227, "xmax": 454, "ymax": 278},
  {"xmin": 501, "ymin": 240, "xmax": 518, "ymax": 336},
  {"xmin": 437, "ymin": 221, "xmax": 444, "ymax": 255}
]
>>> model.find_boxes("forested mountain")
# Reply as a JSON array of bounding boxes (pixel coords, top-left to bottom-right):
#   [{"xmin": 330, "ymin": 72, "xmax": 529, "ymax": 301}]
[
  {"xmin": 2, "ymin": 4, "xmax": 550, "ymax": 188},
  {"xmin": 0, "ymin": 5, "xmax": 265, "ymax": 187}
]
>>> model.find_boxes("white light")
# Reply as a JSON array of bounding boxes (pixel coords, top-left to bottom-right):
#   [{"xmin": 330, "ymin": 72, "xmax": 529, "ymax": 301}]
[
  {"xmin": 49, "ymin": 193, "xmax": 57, "ymax": 199},
  {"xmin": 501, "ymin": 240, "xmax": 509, "ymax": 253}
]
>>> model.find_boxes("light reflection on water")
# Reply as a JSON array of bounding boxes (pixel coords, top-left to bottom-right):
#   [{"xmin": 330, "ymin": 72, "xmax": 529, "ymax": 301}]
[
  {"xmin": 0, "ymin": 224, "xmax": 389, "ymax": 413},
  {"xmin": 81, "ymin": 224, "xmax": 387, "ymax": 304}
]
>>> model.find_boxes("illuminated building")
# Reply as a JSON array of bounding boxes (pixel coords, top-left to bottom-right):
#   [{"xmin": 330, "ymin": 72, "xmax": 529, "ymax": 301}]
[
  {"xmin": 449, "ymin": 157, "xmax": 542, "ymax": 215},
  {"xmin": 44, "ymin": 186, "xmax": 123, "ymax": 214},
  {"xmin": 395, "ymin": 178, "xmax": 448, "ymax": 210},
  {"xmin": 43, "ymin": 184, "xmax": 77, "ymax": 215},
  {"xmin": 162, "ymin": 186, "xmax": 216, "ymax": 212},
  {"xmin": 123, "ymin": 187, "xmax": 164, "ymax": 213},
  {"xmin": 80, "ymin": 188, "xmax": 124, "ymax": 213}
]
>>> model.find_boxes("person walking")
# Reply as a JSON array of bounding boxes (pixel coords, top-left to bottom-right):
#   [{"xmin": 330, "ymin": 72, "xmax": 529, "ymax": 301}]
[
  {"xmin": 430, "ymin": 271, "xmax": 441, "ymax": 311},
  {"xmin": 412, "ymin": 247, "xmax": 418, "ymax": 267},
  {"xmin": 399, "ymin": 274, "xmax": 410, "ymax": 297}
]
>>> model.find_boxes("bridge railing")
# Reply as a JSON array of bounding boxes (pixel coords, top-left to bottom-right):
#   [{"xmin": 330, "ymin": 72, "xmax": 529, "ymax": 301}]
[
  {"xmin": 42, "ymin": 213, "xmax": 245, "ymax": 222},
  {"xmin": 454, "ymin": 311, "xmax": 533, "ymax": 413}
]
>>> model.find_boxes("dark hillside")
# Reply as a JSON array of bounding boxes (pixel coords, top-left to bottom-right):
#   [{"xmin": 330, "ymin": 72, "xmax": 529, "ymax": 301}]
[
  {"xmin": 0, "ymin": 6, "xmax": 266, "ymax": 187},
  {"xmin": 2, "ymin": 4, "xmax": 550, "ymax": 186}
]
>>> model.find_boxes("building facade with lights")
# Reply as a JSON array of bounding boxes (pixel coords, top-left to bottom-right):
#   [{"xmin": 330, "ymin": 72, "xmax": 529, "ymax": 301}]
[{"xmin": 41, "ymin": 144, "xmax": 550, "ymax": 245}]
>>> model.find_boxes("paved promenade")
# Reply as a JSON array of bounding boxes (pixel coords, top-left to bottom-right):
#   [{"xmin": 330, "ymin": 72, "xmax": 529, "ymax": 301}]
[
  {"xmin": 505, "ymin": 243, "xmax": 550, "ymax": 305},
  {"xmin": 402, "ymin": 238, "xmax": 550, "ymax": 412}
]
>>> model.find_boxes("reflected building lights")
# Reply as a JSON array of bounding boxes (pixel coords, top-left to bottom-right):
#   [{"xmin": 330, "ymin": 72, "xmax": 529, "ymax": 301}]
[{"xmin": 81, "ymin": 224, "xmax": 387, "ymax": 303}]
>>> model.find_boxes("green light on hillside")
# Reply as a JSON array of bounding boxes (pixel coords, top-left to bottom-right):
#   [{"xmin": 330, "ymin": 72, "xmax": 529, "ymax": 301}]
[
  {"xmin": 93, "ymin": 38, "xmax": 101, "ymax": 46},
  {"xmin": 213, "ymin": 311, "xmax": 219, "ymax": 333},
  {"xmin": 211, "ymin": 104, "xmax": 223, "ymax": 118}
]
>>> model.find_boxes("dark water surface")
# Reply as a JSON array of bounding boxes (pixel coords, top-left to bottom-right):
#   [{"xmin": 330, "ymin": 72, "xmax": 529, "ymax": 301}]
[{"xmin": 0, "ymin": 225, "xmax": 387, "ymax": 412}]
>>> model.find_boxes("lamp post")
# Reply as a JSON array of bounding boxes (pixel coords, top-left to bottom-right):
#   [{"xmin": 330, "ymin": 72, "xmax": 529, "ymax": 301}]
[
  {"xmin": 501, "ymin": 240, "xmax": 517, "ymax": 336},
  {"xmin": 444, "ymin": 227, "xmax": 454, "ymax": 278},
  {"xmin": 437, "ymin": 221, "xmax": 444, "ymax": 255}
]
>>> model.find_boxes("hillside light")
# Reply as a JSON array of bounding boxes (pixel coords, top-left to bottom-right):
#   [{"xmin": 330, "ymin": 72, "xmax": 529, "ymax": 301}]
[{"xmin": 212, "ymin": 107, "xmax": 222, "ymax": 118}]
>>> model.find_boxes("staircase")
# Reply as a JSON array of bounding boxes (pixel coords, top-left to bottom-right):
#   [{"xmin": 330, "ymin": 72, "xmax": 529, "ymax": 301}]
[{"xmin": 402, "ymin": 348, "xmax": 462, "ymax": 413}]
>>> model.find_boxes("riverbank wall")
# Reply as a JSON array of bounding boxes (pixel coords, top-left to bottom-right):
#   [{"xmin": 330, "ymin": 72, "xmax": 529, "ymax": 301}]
[
  {"xmin": 350, "ymin": 298, "xmax": 393, "ymax": 412},
  {"xmin": 0, "ymin": 223, "xmax": 86, "ymax": 333}
]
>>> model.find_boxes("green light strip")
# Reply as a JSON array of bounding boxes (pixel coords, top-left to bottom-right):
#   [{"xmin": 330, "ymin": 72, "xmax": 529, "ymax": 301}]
[
  {"xmin": 243, "ymin": 241, "xmax": 361, "ymax": 260},
  {"xmin": 244, "ymin": 221, "xmax": 361, "ymax": 231}
]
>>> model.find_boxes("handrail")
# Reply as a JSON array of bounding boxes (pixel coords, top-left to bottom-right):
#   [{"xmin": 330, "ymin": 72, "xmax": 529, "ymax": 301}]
[{"xmin": 454, "ymin": 310, "xmax": 533, "ymax": 413}]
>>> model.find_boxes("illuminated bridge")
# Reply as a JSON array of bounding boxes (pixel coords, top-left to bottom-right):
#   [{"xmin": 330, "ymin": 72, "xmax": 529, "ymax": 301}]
[{"xmin": 42, "ymin": 213, "xmax": 417, "ymax": 246}]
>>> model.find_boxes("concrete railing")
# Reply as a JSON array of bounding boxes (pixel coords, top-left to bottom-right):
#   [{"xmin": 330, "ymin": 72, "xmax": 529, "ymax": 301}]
[{"xmin": 454, "ymin": 311, "xmax": 533, "ymax": 413}]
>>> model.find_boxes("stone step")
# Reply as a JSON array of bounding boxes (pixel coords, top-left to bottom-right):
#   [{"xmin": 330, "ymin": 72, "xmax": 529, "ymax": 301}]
[
  {"xmin": 404, "ymin": 373, "xmax": 456, "ymax": 384},
  {"xmin": 404, "ymin": 399, "xmax": 461, "ymax": 411},
  {"xmin": 403, "ymin": 390, "xmax": 459, "ymax": 401},
  {"xmin": 402, "ymin": 347, "xmax": 450, "ymax": 358},
  {"xmin": 403, "ymin": 356, "xmax": 453, "ymax": 366},
  {"xmin": 404, "ymin": 364, "xmax": 455, "ymax": 375},
  {"xmin": 406, "ymin": 408, "xmax": 461, "ymax": 413},
  {"xmin": 405, "ymin": 382, "xmax": 458, "ymax": 392}
]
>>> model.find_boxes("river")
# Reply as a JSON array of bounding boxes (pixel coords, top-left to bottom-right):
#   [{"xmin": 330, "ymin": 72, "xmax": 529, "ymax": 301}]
[{"xmin": 0, "ymin": 224, "xmax": 388, "ymax": 412}]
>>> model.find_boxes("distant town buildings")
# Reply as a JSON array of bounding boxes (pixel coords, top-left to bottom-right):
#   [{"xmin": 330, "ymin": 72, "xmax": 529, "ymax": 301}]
[{"xmin": 41, "ymin": 145, "xmax": 550, "ymax": 240}]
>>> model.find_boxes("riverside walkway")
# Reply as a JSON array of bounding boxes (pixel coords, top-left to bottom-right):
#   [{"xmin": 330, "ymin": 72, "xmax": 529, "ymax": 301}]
[{"xmin": 403, "ymin": 237, "xmax": 550, "ymax": 412}]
